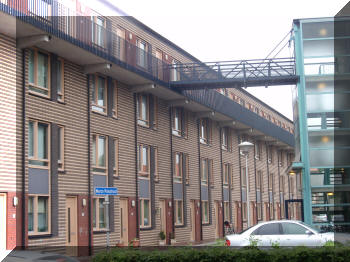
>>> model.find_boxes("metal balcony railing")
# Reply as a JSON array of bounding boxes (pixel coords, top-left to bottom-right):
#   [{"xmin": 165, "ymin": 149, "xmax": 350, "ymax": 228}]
[{"xmin": 0, "ymin": 0, "xmax": 299, "ymax": 89}]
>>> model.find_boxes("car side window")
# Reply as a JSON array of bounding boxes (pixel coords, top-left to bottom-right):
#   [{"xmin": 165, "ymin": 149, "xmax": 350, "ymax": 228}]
[
  {"xmin": 282, "ymin": 223, "xmax": 311, "ymax": 235},
  {"xmin": 253, "ymin": 223, "xmax": 281, "ymax": 235}
]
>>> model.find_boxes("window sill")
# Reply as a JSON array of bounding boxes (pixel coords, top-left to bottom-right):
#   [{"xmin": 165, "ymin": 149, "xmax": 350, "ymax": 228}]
[
  {"xmin": 28, "ymin": 233, "xmax": 52, "ymax": 239},
  {"xmin": 202, "ymin": 222, "xmax": 210, "ymax": 226},
  {"xmin": 113, "ymin": 175, "xmax": 120, "ymax": 180},
  {"xmin": 92, "ymin": 110, "xmax": 108, "ymax": 117},
  {"xmin": 175, "ymin": 223, "xmax": 185, "ymax": 228},
  {"xmin": 58, "ymin": 169, "xmax": 66, "ymax": 174},
  {"xmin": 28, "ymin": 91, "xmax": 51, "ymax": 101},
  {"xmin": 93, "ymin": 229, "xmax": 110, "ymax": 234},
  {"xmin": 140, "ymin": 226, "xmax": 152, "ymax": 231},
  {"xmin": 57, "ymin": 99, "xmax": 66, "ymax": 105}
]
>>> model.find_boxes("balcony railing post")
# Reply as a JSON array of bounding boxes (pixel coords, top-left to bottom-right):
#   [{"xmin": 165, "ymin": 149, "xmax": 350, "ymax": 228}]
[{"xmin": 243, "ymin": 61, "xmax": 247, "ymax": 88}]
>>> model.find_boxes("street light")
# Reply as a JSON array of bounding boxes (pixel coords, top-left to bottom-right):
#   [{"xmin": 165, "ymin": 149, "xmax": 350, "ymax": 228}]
[{"xmin": 238, "ymin": 141, "xmax": 254, "ymax": 228}]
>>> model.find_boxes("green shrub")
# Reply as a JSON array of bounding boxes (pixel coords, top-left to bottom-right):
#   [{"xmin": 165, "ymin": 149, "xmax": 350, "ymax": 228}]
[{"xmin": 93, "ymin": 246, "xmax": 350, "ymax": 262}]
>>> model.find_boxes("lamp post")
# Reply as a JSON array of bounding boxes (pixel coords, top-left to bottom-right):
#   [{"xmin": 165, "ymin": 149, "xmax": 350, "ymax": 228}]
[{"xmin": 238, "ymin": 141, "xmax": 254, "ymax": 228}]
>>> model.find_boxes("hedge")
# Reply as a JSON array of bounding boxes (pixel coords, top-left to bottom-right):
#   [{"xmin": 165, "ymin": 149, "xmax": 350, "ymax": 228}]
[{"xmin": 93, "ymin": 246, "xmax": 350, "ymax": 262}]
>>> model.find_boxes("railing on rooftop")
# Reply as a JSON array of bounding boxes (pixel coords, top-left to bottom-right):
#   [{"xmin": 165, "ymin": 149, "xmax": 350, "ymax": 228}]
[{"xmin": 0, "ymin": 0, "xmax": 299, "ymax": 89}]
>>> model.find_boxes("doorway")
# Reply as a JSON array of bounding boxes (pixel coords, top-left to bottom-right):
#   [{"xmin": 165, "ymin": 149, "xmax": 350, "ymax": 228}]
[
  {"xmin": 0, "ymin": 193, "xmax": 6, "ymax": 250},
  {"xmin": 120, "ymin": 199, "xmax": 128, "ymax": 246},
  {"xmin": 66, "ymin": 196, "xmax": 78, "ymax": 256}
]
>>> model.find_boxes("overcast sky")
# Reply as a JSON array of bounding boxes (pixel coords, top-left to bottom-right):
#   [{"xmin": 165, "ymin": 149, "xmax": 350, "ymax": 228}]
[{"xmin": 98, "ymin": 0, "xmax": 348, "ymax": 120}]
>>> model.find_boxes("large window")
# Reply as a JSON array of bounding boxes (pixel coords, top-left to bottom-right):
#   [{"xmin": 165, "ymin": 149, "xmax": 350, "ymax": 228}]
[
  {"xmin": 29, "ymin": 120, "xmax": 50, "ymax": 167},
  {"xmin": 56, "ymin": 58, "xmax": 64, "ymax": 102},
  {"xmin": 174, "ymin": 152, "xmax": 183, "ymax": 183},
  {"xmin": 202, "ymin": 201, "xmax": 209, "ymax": 224},
  {"xmin": 175, "ymin": 200, "xmax": 184, "ymax": 226},
  {"xmin": 139, "ymin": 199, "xmax": 151, "ymax": 228},
  {"xmin": 92, "ymin": 134, "xmax": 107, "ymax": 174},
  {"xmin": 93, "ymin": 198, "xmax": 107, "ymax": 230},
  {"xmin": 257, "ymin": 202, "xmax": 262, "ymax": 220},
  {"xmin": 200, "ymin": 118, "xmax": 211, "ymax": 144},
  {"xmin": 137, "ymin": 94, "xmax": 149, "ymax": 126},
  {"xmin": 172, "ymin": 107, "xmax": 187, "ymax": 137},
  {"xmin": 221, "ymin": 128, "xmax": 228, "ymax": 150},
  {"xmin": 223, "ymin": 163, "xmax": 230, "ymax": 187},
  {"xmin": 268, "ymin": 146, "xmax": 273, "ymax": 164},
  {"xmin": 242, "ymin": 201, "xmax": 247, "ymax": 222},
  {"xmin": 268, "ymin": 173, "xmax": 274, "ymax": 191},
  {"xmin": 138, "ymin": 144, "xmax": 150, "ymax": 176},
  {"xmin": 255, "ymin": 141, "xmax": 262, "ymax": 160},
  {"xmin": 28, "ymin": 196, "xmax": 49, "ymax": 234},
  {"xmin": 58, "ymin": 126, "xmax": 64, "ymax": 171},
  {"xmin": 201, "ymin": 158, "xmax": 212, "ymax": 186},
  {"xmin": 91, "ymin": 16, "xmax": 106, "ymax": 47},
  {"xmin": 28, "ymin": 49, "xmax": 50, "ymax": 97},
  {"xmin": 137, "ymin": 38, "xmax": 148, "ymax": 68},
  {"xmin": 224, "ymin": 201, "xmax": 230, "ymax": 222},
  {"xmin": 91, "ymin": 75, "xmax": 107, "ymax": 114}
]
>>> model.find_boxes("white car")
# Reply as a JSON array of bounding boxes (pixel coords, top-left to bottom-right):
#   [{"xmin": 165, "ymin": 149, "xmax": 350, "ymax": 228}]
[{"xmin": 225, "ymin": 220, "xmax": 336, "ymax": 247}]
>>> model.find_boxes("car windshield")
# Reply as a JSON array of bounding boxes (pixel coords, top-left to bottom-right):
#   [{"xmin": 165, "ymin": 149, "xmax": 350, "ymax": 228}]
[{"xmin": 299, "ymin": 221, "xmax": 321, "ymax": 233}]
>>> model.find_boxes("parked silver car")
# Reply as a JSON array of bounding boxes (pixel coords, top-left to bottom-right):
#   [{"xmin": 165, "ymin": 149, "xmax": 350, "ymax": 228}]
[{"xmin": 225, "ymin": 220, "xmax": 336, "ymax": 247}]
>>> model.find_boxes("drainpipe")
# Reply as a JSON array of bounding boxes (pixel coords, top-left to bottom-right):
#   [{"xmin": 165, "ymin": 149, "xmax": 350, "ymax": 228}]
[
  {"xmin": 277, "ymin": 150, "xmax": 281, "ymax": 219},
  {"xmin": 21, "ymin": 49, "xmax": 26, "ymax": 248},
  {"xmin": 237, "ymin": 135, "xmax": 243, "ymax": 231},
  {"xmin": 87, "ymin": 74, "xmax": 92, "ymax": 255},
  {"xmin": 169, "ymin": 108, "xmax": 175, "ymax": 239},
  {"xmin": 265, "ymin": 142, "xmax": 271, "ymax": 220},
  {"xmin": 197, "ymin": 119, "xmax": 202, "ymax": 241},
  {"xmin": 253, "ymin": 141, "xmax": 257, "ymax": 224},
  {"xmin": 219, "ymin": 128, "xmax": 224, "ymax": 236},
  {"xmin": 134, "ymin": 93, "xmax": 140, "ymax": 239}
]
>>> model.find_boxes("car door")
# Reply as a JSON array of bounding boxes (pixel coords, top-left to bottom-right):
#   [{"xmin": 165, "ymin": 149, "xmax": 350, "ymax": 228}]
[
  {"xmin": 250, "ymin": 222, "xmax": 283, "ymax": 247},
  {"xmin": 280, "ymin": 222, "xmax": 322, "ymax": 246}
]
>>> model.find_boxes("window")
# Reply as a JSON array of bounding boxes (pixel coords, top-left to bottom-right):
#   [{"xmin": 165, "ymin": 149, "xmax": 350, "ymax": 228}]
[
  {"xmin": 257, "ymin": 171, "xmax": 262, "ymax": 190},
  {"xmin": 201, "ymin": 158, "xmax": 209, "ymax": 185},
  {"xmin": 200, "ymin": 118, "xmax": 211, "ymax": 144},
  {"xmin": 113, "ymin": 81, "xmax": 118, "ymax": 118},
  {"xmin": 241, "ymin": 167, "xmax": 247, "ymax": 187},
  {"xmin": 282, "ymin": 223, "xmax": 309, "ymax": 235},
  {"xmin": 172, "ymin": 107, "xmax": 186, "ymax": 136},
  {"xmin": 116, "ymin": 27, "xmax": 126, "ymax": 61},
  {"xmin": 91, "ymin": 75, "xmax": 107, "ymax": 114},
  {"xmin": 29, "ymin": 120, "xmax": 49, "ymax": 167},
  {"xmin": 28, "ymin": 49, "xmax": 50, "ymax": 97},
  {"xmin": 254, "ymin": 141, "xmax": 262, "ymax": 160},
  {"xmin": 224, "ymin": 201, "xmax": 230, "ymax": 221},
  {"xmin": 257, "ymin": 203, "xmax": 262, "ymax": 220},
  {"xmin": 202, "ymin": 201, "xmax": 209, "ymax": 224},
  {"xmin": 269, "ymin": 173, "xmax": 274, "ymax": 191},
  {"xmin": 91, "ymin": 16, "xmax": 106, "ymax": 47},
  {"xmin": 255, "ymin": 107, "xmax": 260, "ymax": 115},
  {"xmin": 137, "ymin": 94, "xmax": 149, "ymax": 126},
  {"xmin": 270, "ymin": 203, "xmax": 274, "ymax": 220},
  {"xmin": 279, "ymin": 151, "xmax": 284, "ymax": 166},
  {"xmin": 221, "ymin": 128, "xmax": 228, "ymax": 150},
  {"xmin": 174, "ymin": 152, "xmax": 183, "ymax": 183},
  {"xmin": 175, "ymin": 200, "xmax": 183, "ymax": 225},
  {"xmin": 253, "ymin": 223, "xmax": 281, "ymax": 235},
  {"xmin": 138, "ymin": 144, "xmax": 150, "ymax": 176},
  {"xmin": 137, "ymin": 38, "xmax": 148, "ymax": 68},
  {"xmin": 28, "ymin": 196, "xmax": 50, "ymax": 234},
  {"xmin": 56, "ymin": 58, "xmax": 64, "ymax": 102},
  {"xmin": 58, "ymin": 126, "xmax": 64, "ymax": 170},
  {"xmin": 139, "ymin": 199, "xmax": 151, "ymax": 228},
  {"xmin": 223, "ymin": 163, "xmax": 229, "ymax": 186},
  {"xmin": 92, "ymin": 134, "xmax": 107, "ymax": 174},
  {"xmin": 239, "ymin": 98, "xmax": 245, "ymax": 106},
  {"xmin": 114, "ymin": 138, "xmax": 119, "ymax": 177},
  {"xmin": 268, "ymin": 146, "xmax": 273, "ymax": 163},
  {"xmin": 93, "ymin": 198, "xmax": 107, "ymax": 230}
]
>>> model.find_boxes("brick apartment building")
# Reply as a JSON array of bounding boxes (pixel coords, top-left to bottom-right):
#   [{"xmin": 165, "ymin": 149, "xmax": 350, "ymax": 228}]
[{"xmin": 0, "ymin": 0, "xmax": 301, "ymax": 254}]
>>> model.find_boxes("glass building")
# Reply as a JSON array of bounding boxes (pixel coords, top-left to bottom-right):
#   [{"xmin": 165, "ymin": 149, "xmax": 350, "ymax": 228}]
[{"xmin": 293, "ymin": 17, "xmax": 350, "ymax": 230}]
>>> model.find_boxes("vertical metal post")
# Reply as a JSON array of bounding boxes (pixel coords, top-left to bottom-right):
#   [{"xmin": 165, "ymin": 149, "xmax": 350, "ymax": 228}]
[
  {"xmin": 104, "ymin": 195, "xmax": 110, "ymax": 249},
  {"xmin": 245, "ymin": 154, "xmax": 250, "ymax": 228}
]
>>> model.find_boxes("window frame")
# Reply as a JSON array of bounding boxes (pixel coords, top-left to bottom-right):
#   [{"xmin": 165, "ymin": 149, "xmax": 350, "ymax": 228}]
[
  {"xmin": 137, "ymin": 94, "xmax": 150, "ymax": 127},
  {"xmin": 139, "ymin": 198, "xmax": 151, "ymax": 228},
  {"xmin": 242, "ymin": 202, "xmax": 247, "ymax": 222},
  {"xmin": 28, "ymin": 195, "xmax": 51, "ymax": 235},
  {"xmin": 91, "ymin": 16, "xmax": 106, "ymax": 48},
  {"xmin": 92, "ymin": 134, "xmax": 108, "ymax": 175},
  {"xmin": 200, "ymin": 118, "xmax": 210, "ymax": 144},
  {"xmin": 28, "ymin": 120, "xmax": 50, "ymax": 168},
  {"xmin": 257, "ymin": 202, "xmax": 262, "ymax": 220},
  {"xmin": 112, "ymin": 80, "xmax": 118, "ymax": 118},
  {"xmin": 56, "ymin": 57, "xmax": 65, "ymax": 102},
  {"xmin": 93, "ymin": 197, "xmax": 108, "ymax": 231},
  {"xmin": 201, "ymin": 158, "xmax": 209, "ymax": 185},
  {"xmin": 172, "ymin": 107, "xmax": 183, "ymax": 136},
  {"xmin": 136, "ymin": 38, "xmax": 148, "ymax": 69},
  {"xmin": 175, "ymin": 200, "xmax": 184, "ymax": 226},
  {"xmin": 224, "ymin": 201, "xmax": 230, "ymax": 222},
  {"xmin": 113, "ymin": 138, "xmax": 119, "ymax": 177},
  {"xmin": 138, "ymin": 144, "xmax": 150, "ymax": 177},
  {"xmin": 28, "ymin": 48, "xmax": 51, "ymax": 98},
  {"xmin": 174, "ymin": 152, "xmax": 183, "ymax": 183},
  {"xmin": 92, "ymin": 74, "xmax": 107, "ymax": 115},
  {"xmin": 201, "ymin": 200, "xmax": 209, "ymax": 224},
  {"xmin": 58, "ymin": 125, "xmax": 64, "ymax": 171},
  {"xmin": 223, "ymin": 163, "xmax": 229, "ymax": 187},
  {"xmin": 221, "ymin": 128, "xmax": 228, "ymax": 150}
]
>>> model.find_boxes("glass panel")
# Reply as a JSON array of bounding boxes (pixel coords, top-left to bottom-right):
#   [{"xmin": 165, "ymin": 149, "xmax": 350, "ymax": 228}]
[
  {"xmin": 144, "ymin": 200, "xmax": 150, "ymax": 226},
  {"xmin": 312, "ymin": 206, "xmax": 350, "ymax": 224},
  {"xmin": 98, "ymin": 136, "xmax": 105, "ymax": 167},
  {"xmin": 309, "ymin": 133, "xmax": 334, "ymax": 148},
  {"xmin": 37, "ymin": 123, "xmax": 48, "ymax": 160},
  {"xmin": 56, "ymin": 60, "xmax": 62, "ymax": 95},
  {"xmin": 29, "ymin": 121, "xmax": 34, "ymax": 158},
  {"xmin": 303, "ymin": 39, "xmax": 333, "ymax": 57},
  {"xmin": 307, "ymin": 93, "xmax": 350, "ymax": 112},
  {"xmin": 28, "ymin": 50, "xmax": 34, "ymax": 84},
  {"xmin": 302, "ymin": 21, "xmax": 334, "ymax": 39},
  {"xmin": 99, "ymin": 198, "xmax": 106, "ymax": 228},
  {"xmin": 92, "ymin": 136, "xmax": 96, "ymax": 166},
  {"xmin": 37, "ymin": 52, "xmax": 48, "ymax": 89},
  {"xmin": 282, "ymin": 223, "xmax": 308, "ymax": 234},
  {"xmin": 141, "ymin": 95, "xmax": 148, "ymax": 121},
  {"xmin": 58, "ymin": 127, "xmax": 62, "ymax": 162},
  {"xmin": 254, "ymin": 223, "xmax": 280, "ymax": 235},
  {"xmin": 37, "ymin": 196, "xmax": 48, "ymax": 232},
  {"xmin": 177, "ymin": 201, "xmax": 183, "ymax": 224},
  {"xmin": 28, "ymin": 197, "xmax": 34, "ymax": 232},
  {"xmin": 174, "ymin": 109, "xmax": 179, "ymax": 131},
  {"xmin": 142, "ymin": 146, "xmax": 148, "ymax": 172},
  {"xmin": 97, "ymin": 77, "xmax": 105, "ymax": 107},
  {"xmin": 203, "ymin": 202, "xmax": 208, "ymax": 223}
]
